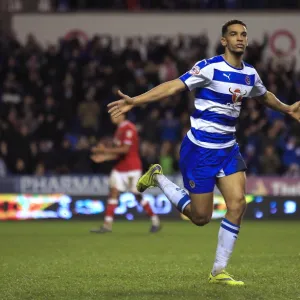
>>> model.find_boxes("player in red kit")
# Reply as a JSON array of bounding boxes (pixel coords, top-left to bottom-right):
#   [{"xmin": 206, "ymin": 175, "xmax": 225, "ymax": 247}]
[{"xmin": 90, "ymin": 114, "xmax": 161, "ymax": 233}]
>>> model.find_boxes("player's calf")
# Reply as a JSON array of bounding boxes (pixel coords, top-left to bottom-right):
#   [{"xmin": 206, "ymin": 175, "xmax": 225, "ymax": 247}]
[
  {"xmin": 187, "ymin": 192, "xmax": 214, "ymax": 226},
  {"xmin": 225, "ymin": 195, "xmax": 247, "ymax": 225},
  {"xmin": 90, "ymin": 187, "xmax": 119, "ymax": 233},
  {"xmin": 134, "ymin": 193, "xmax": 161, "ymax": 231}
]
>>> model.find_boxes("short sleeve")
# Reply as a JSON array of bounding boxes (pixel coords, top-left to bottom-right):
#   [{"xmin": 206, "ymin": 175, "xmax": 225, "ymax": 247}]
[
  {"xmin": 122, "ymin": 129, "xmax": 134, "ymax": 145},
  {"xmin": 249, "ymin": 71, "xmax": 267, "ymax": 98},
  {"xmin": 179, "ymin": 60, "xmax": 212, "ymax": 91}
]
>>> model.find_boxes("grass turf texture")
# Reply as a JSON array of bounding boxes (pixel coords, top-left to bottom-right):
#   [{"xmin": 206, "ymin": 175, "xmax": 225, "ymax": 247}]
[{"xmin": 0, "ymin": 220, "xmax": 299, "ymax": 300}]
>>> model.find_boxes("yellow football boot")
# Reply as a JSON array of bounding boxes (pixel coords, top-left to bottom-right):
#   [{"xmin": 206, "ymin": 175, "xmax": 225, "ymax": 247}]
[
  {"xmin": 136, "ymin": 164, "xmax": 163, "ymax": 193},
  {"xmin": 208, "ymin": 271, "xmax": 245, "ymax": 286}
]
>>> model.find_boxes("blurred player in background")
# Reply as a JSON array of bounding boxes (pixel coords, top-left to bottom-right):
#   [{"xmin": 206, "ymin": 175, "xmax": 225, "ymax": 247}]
[
  {"xmin": 106, "ymin": 20, "xmax": 300, "ymax": 285},
  {"xmin": 90, "ymin": 114, "xmax": 161, "ymax": 233}
]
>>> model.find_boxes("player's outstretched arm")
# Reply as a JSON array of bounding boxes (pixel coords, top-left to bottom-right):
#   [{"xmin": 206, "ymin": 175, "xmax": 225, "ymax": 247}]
[
  {"xmin": 90, "ymin": 153, "xmax": 119, "ymax": 163},
  {"xmin": 92, "ymin": 143, "xmax": 130, "ymax": 155},
  {"xmin": 256, "ymin": 91, "xmax": 300, "ymax": 122},
  {"xmin": 108, "ymin": 79, "xmax": 186, "ymax": 118}
]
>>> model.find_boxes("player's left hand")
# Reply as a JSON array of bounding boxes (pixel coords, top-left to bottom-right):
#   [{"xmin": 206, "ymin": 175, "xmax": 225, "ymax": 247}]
[
  {"xmin": 91, "ymin": 143, "xmax": 107, "ymax": 153},
  {"xmin": 288, "ymin": 101, "xmax": 300, "ymax": 122},
  {"xmin": 90, "ymin": 154, "xmax": 107, "ymax": 163}
]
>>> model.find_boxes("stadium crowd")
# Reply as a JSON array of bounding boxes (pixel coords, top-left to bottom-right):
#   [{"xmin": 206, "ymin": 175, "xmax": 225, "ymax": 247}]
[
  {"xmin": 0, "ymin": 31, "xmax": 299, "ymax": 177},
  {"xmin": 53, "ymin": 0, "xmax": 300, "ymax": 10},
  {"xmin": 8, "ymin": 0, "xmax": 300, "ymax": 12}
]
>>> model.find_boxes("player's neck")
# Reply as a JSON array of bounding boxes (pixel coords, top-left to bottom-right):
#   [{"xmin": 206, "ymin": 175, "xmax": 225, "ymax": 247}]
[{"xmin": 222, "ymin": 53, "xmax": 243, "ymax": 69}]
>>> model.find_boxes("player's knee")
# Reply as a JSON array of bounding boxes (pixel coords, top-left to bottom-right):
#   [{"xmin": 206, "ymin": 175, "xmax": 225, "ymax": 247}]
[
  {"xmin": 109, "ymin": 187, "xmax": 119, "ymax": 199},
  {"xmin": 191, "ymin": 215, "xmax": 211, "ymax": 227},
  {"xmin": 227, "ymin": 195, "xmax": 247, "ymax": 217}
]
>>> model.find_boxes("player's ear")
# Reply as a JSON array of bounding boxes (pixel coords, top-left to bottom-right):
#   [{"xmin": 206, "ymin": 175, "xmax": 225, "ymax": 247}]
[{"xmin": 221, "ymin": 36, "xmax": 227, "ymax": 47}]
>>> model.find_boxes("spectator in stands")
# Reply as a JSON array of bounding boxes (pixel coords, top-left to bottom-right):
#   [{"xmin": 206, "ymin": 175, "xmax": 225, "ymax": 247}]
[
  {"xmin": 160, "ymin": 110, "xmax": 181, "ymax": 142},
  {"xmin": 77, "ymin": 88, "xmax": 101, "ymax": 135},
  {"xmin": 0, "ymin": 30, "xmax": 299, "ymax": 176},
  {"xmin": 281, "ymin": 136, "xmax": 300, "ymax": 172},
  {"xmin": 140, "ymin": 141, "xmax": 158, "ymax": 172},
  {"xmin": 259, "ymin": 145, "xmax": 281, "ymax": 175},
  {"xmin": 159, "ymin": 141, "xmax": 175, "ymax": 175}
]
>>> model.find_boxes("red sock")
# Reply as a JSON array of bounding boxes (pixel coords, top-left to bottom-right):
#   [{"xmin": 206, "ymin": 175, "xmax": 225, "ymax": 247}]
[
  {"xmin": 140, "ymin": 199, "xmax": 160, "ymax": 226},
  {"xmin": 141, "ymin": 200, "xmax": 155, "ymax": 217},
  {"xmin": 104, "ymin": 199, "xmax": 118, "ymax": 223}
]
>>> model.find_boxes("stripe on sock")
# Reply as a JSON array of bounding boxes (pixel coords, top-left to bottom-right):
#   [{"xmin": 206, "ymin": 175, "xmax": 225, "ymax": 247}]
[
  {"xmin": 222, "ymin": 218, "xmax": 240, "ymax": 228},
  {"xmin": 181, "ymin": 198, "xmax": 191, "ymax": 212},
  {"xmin": 221, "ymin": 221, "xmax": 240, "ymax": 232},
  {"xmin": 221, "ymin": 223, "xmax": 239, "ymax": 235},
  {"xmin": 177, "ymin": 194, "xmax": 191, "ymax": 212}
]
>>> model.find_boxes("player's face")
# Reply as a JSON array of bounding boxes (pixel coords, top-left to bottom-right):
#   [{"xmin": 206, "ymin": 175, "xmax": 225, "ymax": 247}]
[{"xmin": 221, "ymin": 24, "xmax": 248, "ymax": 55}]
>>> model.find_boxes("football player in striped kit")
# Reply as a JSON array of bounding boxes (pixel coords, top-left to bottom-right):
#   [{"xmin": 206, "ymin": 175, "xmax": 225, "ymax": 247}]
[{"xmin": 107, "ymin": 20, "xmax": 300, "ymax": 285}]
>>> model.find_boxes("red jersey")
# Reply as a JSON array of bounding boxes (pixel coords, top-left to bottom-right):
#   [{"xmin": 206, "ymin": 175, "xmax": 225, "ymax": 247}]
[{"xmin": 113, "ymin": 120, "xmax": 142, "ymax": 172}]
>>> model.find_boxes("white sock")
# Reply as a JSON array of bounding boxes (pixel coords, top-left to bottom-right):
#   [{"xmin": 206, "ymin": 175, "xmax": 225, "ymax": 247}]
[
  {"xmin": 155, "ymin": 174, "xmax": 190, "ymax": 212},
  {"xmin": 151, "ymin": 215, "xmax": 160, "ymax": 226},
  {"xmin": 212, "ymin": 218, "xmax": 240, "ymax": 276}
]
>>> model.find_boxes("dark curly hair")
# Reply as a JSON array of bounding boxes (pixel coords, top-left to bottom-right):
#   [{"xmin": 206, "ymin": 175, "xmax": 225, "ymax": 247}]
[{"xmin": 222, "ymin": 20, "xmax": 247, "ymax": 36}]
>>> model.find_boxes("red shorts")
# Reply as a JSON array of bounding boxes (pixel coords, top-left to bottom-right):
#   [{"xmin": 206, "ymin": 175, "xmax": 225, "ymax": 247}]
[{"xmin": 109, "ymin": 169, "xmax": 142, "ymax": 193}]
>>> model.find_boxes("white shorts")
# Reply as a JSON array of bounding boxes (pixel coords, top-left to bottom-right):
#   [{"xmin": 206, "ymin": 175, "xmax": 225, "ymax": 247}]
[{"xmin": 109, "ymin": 169, "xmax": 142, "ymax": 193}]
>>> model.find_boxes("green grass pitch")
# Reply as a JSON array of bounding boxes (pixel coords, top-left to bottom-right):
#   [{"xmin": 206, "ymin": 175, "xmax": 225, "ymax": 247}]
[{"xmin": 0, "ymin": 220, "xmax": 299, "ymax": 300}]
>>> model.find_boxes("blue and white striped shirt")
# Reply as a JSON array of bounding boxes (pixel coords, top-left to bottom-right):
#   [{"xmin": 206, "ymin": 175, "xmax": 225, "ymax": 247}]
[{"xmin": 179, "ymin": 55, "xmax": 267, "ymax": 149}]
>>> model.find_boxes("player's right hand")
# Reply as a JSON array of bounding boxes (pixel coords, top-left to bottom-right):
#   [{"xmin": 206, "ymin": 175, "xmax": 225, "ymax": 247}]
[{"xmin": 107, "ymin": 90, "xmax": 135, "ymax": 118}]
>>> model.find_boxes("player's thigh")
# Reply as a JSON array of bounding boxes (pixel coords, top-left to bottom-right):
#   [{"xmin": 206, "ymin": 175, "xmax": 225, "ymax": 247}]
[
  {"xmin": 179, "ymin": 135, "xmax": 220, "ymax": 195},
  {"xmin": 124, "ymin": 170, "xmax": 142, "ymax": 194},
  {"xmin": 216, "ymin": 144, "xmax": 247, "ymax": 211},
  {"xmin": 216, "ymin": 171, "xmax": 246, "ymax": 211},
  {"xmin": 109, "ymin": 170, "xmax": 127, "ymax": 193},
  {"xmin": 190, "ymin": 192, "xmax": 214, "ymax": 219}
]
